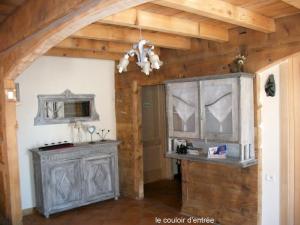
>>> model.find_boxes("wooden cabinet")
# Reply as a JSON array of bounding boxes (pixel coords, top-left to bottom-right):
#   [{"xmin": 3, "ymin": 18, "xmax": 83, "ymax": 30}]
[
  {"xmin": 166, "ymin": 73, "xmax": 255, "ymax": 166},
  {"xmin": 47, "ymin": 159, "xmax": 82, "ymax": 212},
  {"xmin": 166, "ymin": 81, "xmax": 200, "ymax": 138},
  {"xmin": 31, "ymin": 141, "xmax": 119, "ymax": 218},
  {"xmin": 83, "ymin": 155, "xmax": 114, "ymax": 202}
]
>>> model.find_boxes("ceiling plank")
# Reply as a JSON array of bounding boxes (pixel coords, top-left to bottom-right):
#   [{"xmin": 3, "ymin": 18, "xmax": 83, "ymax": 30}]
[
  {"xmin": 154, "ymin": 0, "xmax": 276, "ymax": 33},
  {"xmin": 101, "ymin": 8, "xmax": 228, "ymax": 42},
  {"xmin": 56, "ymin": 38, "xmax": 160, "ymax": 55},
  {"xmin": 281, "ymin": 0, "xmax": 300, "ymax": 9},
  {"xmin": 46, "ymin": 47, "xmax": 123, "ymax": 61},
  {"xmin": 0, "ymin": 3, "xmax": 15, "ymax": 15},
  {"xmin": 57, "ymin": 38, "xmax": 133, "ymax": 53},
  {"xmin": 72, "ymin": 23, "xmax": 191, "ymax": 50}
]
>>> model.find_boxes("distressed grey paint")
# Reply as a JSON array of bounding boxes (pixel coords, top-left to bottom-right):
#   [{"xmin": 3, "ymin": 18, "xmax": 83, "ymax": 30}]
[
  {"xmin": 30, "ymin": 141, "xmax": 119, "ymax": 218},
  {"xmin": 165, "ymin": 73, "xmax": 256, "ymax": 167},
  {"xmin": 34, "ymin": 89, "xmax": 100, "ymax": 125}
]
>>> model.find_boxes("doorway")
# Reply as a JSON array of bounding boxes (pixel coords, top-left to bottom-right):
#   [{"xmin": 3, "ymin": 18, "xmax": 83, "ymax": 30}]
[{"xmin": 141, "ymin": 85, "xmax": 181, "ymax": 210}]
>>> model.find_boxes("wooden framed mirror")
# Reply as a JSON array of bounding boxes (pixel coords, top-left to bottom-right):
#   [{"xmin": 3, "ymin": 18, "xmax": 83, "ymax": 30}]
[{"xmin": 34, "ymin": 89, "xmax": 99, "ymax": 125}]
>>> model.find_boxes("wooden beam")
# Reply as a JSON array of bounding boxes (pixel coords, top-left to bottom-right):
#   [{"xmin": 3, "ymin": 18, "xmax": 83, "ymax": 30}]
[
  {"xmin": 72, "ymin": 23, "xmax": 191, "ymax": 50},
  {"xmin": 0, "ymin": 3, "xmax": 15, "ymax": 15},
  {"xmin": 101, "ymin": 8, "xmax": 228, "ymax": 42},
  {"xmin": 154, "ymin": 0, "xmax": 276, "ymax": 33},
  {"xmin": 56, "ymin": 38, "xmax": 133, "ymax": 53},
  {"xmin": 56, "ymin": 38, "xmax": 160, "ymax": 55},
  {"xmin": 282, "ymin": 0, "xmax": 300, "ymax": 9},
  {"xmin": 46, "ymin": 47, "xmax": 123, "ymax": 61}
]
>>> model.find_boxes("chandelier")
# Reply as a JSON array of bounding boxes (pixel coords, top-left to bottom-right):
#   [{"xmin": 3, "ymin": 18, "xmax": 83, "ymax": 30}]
[{"xmin": 117, "ymin": 35, "xmax": 163, "ymax": 76}]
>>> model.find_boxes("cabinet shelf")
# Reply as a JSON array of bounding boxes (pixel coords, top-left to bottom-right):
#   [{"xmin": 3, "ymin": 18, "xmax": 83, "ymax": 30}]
[{"xmin": 166, "ymin": 152, "xmax": 257, "ymax": 168}]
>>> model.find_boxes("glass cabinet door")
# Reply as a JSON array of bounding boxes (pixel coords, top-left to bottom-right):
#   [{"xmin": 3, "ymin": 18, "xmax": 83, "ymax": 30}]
[
  {"xmin": 167, "ymin": 81, "xmax": 199, "ymax": 138},
  {"xmin": 199, "ymin": 78, "xmax": 239, "ymax": 142}
]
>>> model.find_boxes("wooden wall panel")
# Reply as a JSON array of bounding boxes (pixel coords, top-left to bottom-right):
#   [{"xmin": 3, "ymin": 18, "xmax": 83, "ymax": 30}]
[
  {"xmin": 181, "ymin": 162, "xmax": 257, "ymax": 225},
  {"xmin": 0, "ymin": 170, "xmax": 6, "ymax": 218},
  {"xmin": 115, "ymin": 13, "xmax": 300, "ymax": 224}
]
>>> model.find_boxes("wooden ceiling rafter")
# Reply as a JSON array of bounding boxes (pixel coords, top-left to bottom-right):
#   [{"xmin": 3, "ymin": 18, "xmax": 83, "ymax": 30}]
[
  {"xmin": 55, "ymin": 38, "xmax": 157, "ymax": 54},
  {"xmin": 281, "ymin": 0, "xmax": 300, "ymax": 9},
  {"xmin": 100, "ymin": 8, "xmax": 229, "ymax": 42},
  {"xmin": 46, "ymin": 47, "xmax": 124, "ymax": 61},
  {"xmin": 51, "ymin": 37, "xmax": 161, "ymax": 60},
  {"xmin": 71, "ymin": 23, "xmax": 192, "ymax": 50},
  {"xmin": 154, "ymin": 0, "xmax": 276, "ymax": 33},
  {"xmin": 47, "ymin": 0, "xmax": 300, "ymax": 61}
]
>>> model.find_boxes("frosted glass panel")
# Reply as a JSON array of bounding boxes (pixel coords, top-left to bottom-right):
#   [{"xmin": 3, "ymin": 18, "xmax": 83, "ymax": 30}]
[
  {"xmin": 169, "ymin": 82, "xmax": 198, "ymax": 134},
  {"xmin": 203, "ymin": 84, "xmax": 233, "ymax": 134},
  {"xmin": 200, "ymin": 78, "xmax": 238, "ymax": 141}
]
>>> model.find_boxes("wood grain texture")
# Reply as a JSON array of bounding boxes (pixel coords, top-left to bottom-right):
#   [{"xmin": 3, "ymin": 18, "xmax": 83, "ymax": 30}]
[
  {"xmin": 73, "ymin": 23, "xmax": 192, "ymax": 50},
  {"xmin": 0, "ymin": 0, "xmax": 151, "ymax": 224},
  {"xmin": 154, "ymin": 0, "xmax": 276, "ymax": 33},
  {"xmin": 115, "ymin": 14, "xmax": 300, "ymax": 225},
  {"xmin": 279, "ymin": 59, "xmax": 294, "ymax": 225},
  {"xmin": 101, "ymin": 8, "xmax": 229, "ymax": 42},
  {"xmin": 46, "ymin": 47, "xmax": 123, "ymax": 61},
  {"xmin": 282, "ymin": 0, "xmax": 300, "ymax": 9},
  {"xmin": 181, "ymin": 162, "xmax": 257, "ymax": 225},
  {"xmin": 56, "ymin": 38, "xmax": 135, "ymax": 54},
  {"xmin": 291, "ymin": 53, "xmax": 300, "ymax": 225}
]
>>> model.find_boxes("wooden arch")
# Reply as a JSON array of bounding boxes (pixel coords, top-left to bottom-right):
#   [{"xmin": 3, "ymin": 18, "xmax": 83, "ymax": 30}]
[{"xmin": 0, "ymin": 1, "xmax": 151, "ymax": 225}]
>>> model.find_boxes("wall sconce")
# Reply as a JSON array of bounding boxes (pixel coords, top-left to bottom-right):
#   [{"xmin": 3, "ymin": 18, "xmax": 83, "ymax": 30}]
[
  {"xmin": 5, "ymin": 83, "xmax": 19, "ymax": 102},
  {"xmin": 5, "ymin": 88, "xmax": 16, "ymax": 101}
]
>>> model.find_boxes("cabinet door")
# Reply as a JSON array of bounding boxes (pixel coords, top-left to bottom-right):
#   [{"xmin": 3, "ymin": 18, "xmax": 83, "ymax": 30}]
[
  {"xmin": 47, "ymin": 159, "xmax": 82, "ymax": 211},
  {"xmin": 200, "ymin": 78, "xmax": 239, "ymax": 142},
  {"xmin": 167, "ymin": 81, "xmax": 199, "ymax": 138},
  {"xmin": 83, "ymin": 155, "xmax": 114, "ymax": 202}
]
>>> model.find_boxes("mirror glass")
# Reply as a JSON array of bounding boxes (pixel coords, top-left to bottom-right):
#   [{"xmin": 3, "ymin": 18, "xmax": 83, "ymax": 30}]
[{"xmin": 35, "ymin": 90, "xmax": 99, "ymax": 125}]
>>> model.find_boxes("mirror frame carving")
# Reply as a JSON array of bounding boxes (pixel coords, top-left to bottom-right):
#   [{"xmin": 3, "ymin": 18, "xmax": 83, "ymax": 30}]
[{"xmin": 34, "ymin": 89, "xmax": 99, "ymax": 125}]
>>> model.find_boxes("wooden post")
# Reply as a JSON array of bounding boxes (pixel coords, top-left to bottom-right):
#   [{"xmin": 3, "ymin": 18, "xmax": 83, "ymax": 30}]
[
  {"xmin": 132, "ymin": 80, "xmax": 144, "ymax": 199},
  {"xmin": 0, "ymin": 78, "xmax": 21, "ymax": 225}
]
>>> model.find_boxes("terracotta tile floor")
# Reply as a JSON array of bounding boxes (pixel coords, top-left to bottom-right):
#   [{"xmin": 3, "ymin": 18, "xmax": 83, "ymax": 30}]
[{"xmin": 23, "ymin": 179, "xmax": 186, "ymax": 225}]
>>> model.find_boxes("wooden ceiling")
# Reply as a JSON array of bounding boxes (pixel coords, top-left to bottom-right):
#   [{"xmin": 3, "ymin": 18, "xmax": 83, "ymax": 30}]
[
  {"xmin": 6, "ymin": 0, "xmax": 296, "ymax": 61},
  {"xmin": 0, "ymin": 0, "xmax": 24, "ymax": 23}
]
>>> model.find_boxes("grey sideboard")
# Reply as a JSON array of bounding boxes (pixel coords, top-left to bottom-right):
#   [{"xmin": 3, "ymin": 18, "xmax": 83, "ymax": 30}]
[{"xmin": 30, "ymin": 141, "xmax": 119, "ymax": 218}]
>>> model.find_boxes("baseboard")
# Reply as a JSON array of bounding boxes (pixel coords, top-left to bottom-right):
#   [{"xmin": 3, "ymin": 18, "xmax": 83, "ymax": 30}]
[{"xmin": 22, "ymin": 207, "xmax": 35, "ymax": 216}]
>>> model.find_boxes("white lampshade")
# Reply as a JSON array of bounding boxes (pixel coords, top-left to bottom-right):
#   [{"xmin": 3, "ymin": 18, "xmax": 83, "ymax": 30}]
[
  {"xmin": 149, "ymin": 51, "xmax": 163, "ymax": 70},
  {"xmin": 117, "ymin": 54, "xmax": 129, "ymax": 73},
  {"xmin": 142, "ymin": 61, "xmax": 151, "ymax": 76}
]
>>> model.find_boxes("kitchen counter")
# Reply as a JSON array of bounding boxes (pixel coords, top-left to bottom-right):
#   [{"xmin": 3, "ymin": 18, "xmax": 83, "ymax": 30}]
[{"xmin": 166, "ymin": 152, "xmax": 257, "ymax": 168}]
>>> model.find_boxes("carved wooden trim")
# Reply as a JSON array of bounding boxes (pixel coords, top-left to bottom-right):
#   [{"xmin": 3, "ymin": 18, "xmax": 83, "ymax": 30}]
[{"xmin": 34, "ymin": 89, "xmax": 99, "ymax": 125}]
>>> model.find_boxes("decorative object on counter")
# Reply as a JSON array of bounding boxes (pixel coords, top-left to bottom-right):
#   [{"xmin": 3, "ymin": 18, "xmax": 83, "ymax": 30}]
[
  {"xmin": 172, "ymin": 138, "xmax": 187, "ymax": 152},
  {"xmin": 87, "ymin": 125, "xmax": 96, "ymax": 143},
  {"xmin": 207, "ymin": 145, "xmax": 227, "ymax": 159},
  {"xmin": 97, "ymin": 129, "xmax": 110, "ymax": 142},
  {"xmin": 73, "ymin": 121, "xmax": 83, "ymax": 143},
  {"xmin": 39, "ymin": 142, "xmax": 74, "ymax": 151},
  {"xmin": 176, "ymin": 144, "xmax": 188, "ymax": 154},
  {"xmin": 228, "ymin": 54, "xmax": 247, "ymax": 73},
  {"xmin": 265, "ymin": 74, "xmax": 276, "ymax": 97},
  {"xmin": 34, "ymin": 89, "xmax": 99, "ymax": 125},
  {"xmin": 117, "ymin": 29, "xmax": 162, "ymax": 76}
]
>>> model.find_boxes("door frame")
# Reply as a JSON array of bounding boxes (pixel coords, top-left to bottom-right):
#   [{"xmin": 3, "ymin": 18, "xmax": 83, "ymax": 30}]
[
  {"xmin": 256, "ymin": 52, "xmax": 300, "ymax": 225},
  {"xmin": 141, "ymin": 84, "xmax": 173, "ymax": 185},
  {"xmin": 0, "ymin": 1, "xmax": 151, "ymax": 224}
]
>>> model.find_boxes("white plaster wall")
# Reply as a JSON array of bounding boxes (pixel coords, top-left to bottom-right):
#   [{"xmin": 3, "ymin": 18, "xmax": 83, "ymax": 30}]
[
  {"xmin": 16, "ymin": 56, "xmax": 116, "ymax": 210},
  {"xmin": 259, "ymin": 64, "xmax": 281, "ymax": 225}
]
